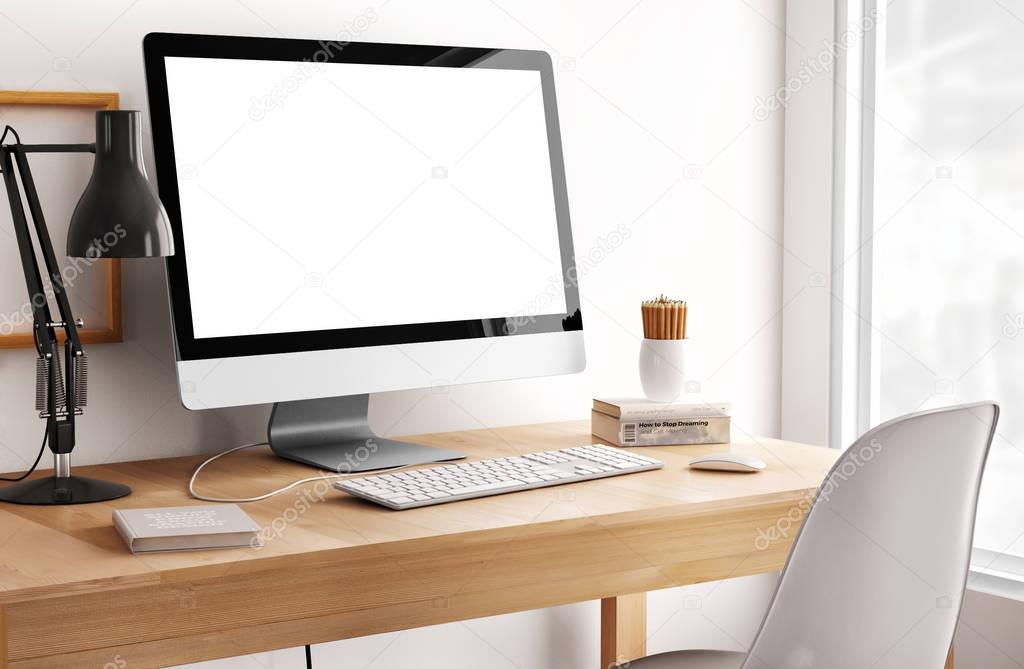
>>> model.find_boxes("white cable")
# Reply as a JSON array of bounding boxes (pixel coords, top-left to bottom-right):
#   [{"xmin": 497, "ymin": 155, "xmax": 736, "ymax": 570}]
[{"xmin": 188, "ymin": 441, "xmax": 408, "ymax": 503}]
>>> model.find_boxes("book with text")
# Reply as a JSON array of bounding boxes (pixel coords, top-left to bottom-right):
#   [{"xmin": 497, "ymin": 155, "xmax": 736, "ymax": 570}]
[
  {"xmin": 113, "ymin": 504, "xmax": 263, "ymax": 553},
  {"xmin": 592, "ymin": 410, "xmax": 730, "ymax": 447}
]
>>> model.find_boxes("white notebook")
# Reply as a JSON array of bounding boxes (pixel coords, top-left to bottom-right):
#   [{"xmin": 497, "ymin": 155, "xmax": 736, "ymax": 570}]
[{"xmin": 113, "ymin": 504, "xmax": 263, "ymax": 553}]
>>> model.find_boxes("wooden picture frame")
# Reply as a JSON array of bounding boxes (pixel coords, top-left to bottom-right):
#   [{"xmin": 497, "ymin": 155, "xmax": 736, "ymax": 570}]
[{"xmin": 0, "ymin": 90, "xmax": 123, "ymax": 349}]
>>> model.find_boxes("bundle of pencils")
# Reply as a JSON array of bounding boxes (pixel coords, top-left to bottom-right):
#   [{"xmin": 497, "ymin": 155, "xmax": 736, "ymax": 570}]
[{"xmin": 642, "ymin": 295, "xmax": 687, "ymax": 340}]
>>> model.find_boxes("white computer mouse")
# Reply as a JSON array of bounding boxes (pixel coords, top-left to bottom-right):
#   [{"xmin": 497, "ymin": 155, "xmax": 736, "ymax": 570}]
[{"xmin": 688, "ymin": 452, "xmax": 767, "ymax": 473}]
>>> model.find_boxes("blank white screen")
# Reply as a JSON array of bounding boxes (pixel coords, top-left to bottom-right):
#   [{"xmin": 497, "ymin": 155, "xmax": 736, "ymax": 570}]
[{"xmin": 163, "ymin": 57, "xmax": 567, "ymax": 339}]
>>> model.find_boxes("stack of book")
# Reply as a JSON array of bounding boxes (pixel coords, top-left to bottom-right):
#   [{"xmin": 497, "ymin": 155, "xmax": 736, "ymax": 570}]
[{"xmin": 592, "ymin": 398, "xmax": 731, "ymax": 447}]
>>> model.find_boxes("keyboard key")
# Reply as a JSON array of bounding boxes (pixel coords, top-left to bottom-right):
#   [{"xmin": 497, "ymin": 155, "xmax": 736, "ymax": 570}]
[{"xmin": 449, "ymin": 481, "xmax": 522, "ymax": 495}]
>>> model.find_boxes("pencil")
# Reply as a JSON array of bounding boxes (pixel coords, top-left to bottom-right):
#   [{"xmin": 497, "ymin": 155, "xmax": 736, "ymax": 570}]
[{"xmin": 640, "ymin": 296, "xmax": 687, "ymax": 340}]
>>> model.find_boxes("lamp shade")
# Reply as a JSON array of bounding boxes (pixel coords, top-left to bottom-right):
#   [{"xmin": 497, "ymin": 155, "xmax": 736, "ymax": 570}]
[{"xmin": 67, "ymin": 110, "xmax": 174, "ymax": 258}]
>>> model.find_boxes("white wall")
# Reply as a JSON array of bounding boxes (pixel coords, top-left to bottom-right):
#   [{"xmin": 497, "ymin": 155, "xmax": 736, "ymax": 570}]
[
  {"xmin": 0, "ymin": 1, "xmax": 787, "ymax": 667},
  {"xmin": 956, "ymin": 589, "xmax": 1024, "ymax": 668}
]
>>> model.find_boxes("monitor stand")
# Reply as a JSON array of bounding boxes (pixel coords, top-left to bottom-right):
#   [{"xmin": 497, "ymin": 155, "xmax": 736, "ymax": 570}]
[{"xmin": 267, "ymin": 394, "xmax": 466, "ymax": 473}]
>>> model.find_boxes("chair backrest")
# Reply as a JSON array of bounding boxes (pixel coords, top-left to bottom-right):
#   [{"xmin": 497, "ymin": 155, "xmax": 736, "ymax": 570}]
[{"xmin": 741, "ymin": 402, "xmax": 999, "ymax": 669}]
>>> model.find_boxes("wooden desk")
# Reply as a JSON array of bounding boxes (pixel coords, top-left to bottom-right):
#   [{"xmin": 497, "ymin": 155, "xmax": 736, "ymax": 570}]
[{"xmin": 0, "ymin": 421, "xmax": 838, "ymax": 669}]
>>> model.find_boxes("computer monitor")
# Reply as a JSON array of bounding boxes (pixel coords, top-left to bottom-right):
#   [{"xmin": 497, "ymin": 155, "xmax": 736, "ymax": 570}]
[{"xmin": 143, "ymin": 34, "xmax": 584, "ymax": 472}]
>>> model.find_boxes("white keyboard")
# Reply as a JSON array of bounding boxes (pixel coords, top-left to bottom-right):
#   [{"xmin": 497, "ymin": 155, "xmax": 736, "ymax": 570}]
[{"xmin": 334, "ymin": 444, "xmax": 664, "ymax": 510}]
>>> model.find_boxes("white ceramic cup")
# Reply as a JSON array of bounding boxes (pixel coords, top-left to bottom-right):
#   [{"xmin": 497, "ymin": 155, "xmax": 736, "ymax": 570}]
[{"xmin": 639, "ymin": 338, "xmax": 685, "ymax": 402}]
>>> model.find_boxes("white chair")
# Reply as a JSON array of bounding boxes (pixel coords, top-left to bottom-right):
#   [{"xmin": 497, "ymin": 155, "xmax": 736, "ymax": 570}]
[{"xmin": 618, "ymin": 402, "xmax": 999, "ymax": 669}]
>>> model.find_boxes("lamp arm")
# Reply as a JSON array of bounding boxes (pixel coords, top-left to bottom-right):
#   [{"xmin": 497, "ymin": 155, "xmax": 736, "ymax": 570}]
[
  {"xmin": 17, "ymin": 143, "xmax": 95, "ymax": 154},
  {"xmin": 0, "ymin": 146, "xmax": 64, "ymax": 454},
  {"xmin": 11, "ymin": 146, "xmax": 86, "ymax": 353},
  {"xmin": 0, "ymin": 141, "xmax": 98, "ymax": 460},
  {"xmin": 0, "ymin": 148, "xmax": 54, "ymax": 350}
]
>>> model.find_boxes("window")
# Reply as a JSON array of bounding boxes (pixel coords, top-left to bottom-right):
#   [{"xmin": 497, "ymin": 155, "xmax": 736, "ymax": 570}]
[{"xmin": 843, "ymin": 0, "xmax": 1024, "ymax": 558}]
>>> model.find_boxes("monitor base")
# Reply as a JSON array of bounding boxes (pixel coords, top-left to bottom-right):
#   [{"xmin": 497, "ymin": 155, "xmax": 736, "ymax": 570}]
[{"xmin": 268, "ymin": 394, "xmax": 466, "ymax": 473}]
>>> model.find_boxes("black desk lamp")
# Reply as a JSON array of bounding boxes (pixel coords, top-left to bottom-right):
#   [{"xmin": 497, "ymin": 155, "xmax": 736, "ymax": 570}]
[{"xmin": 0, "ymin": 110, "xmax": 174, "ymax": 504}]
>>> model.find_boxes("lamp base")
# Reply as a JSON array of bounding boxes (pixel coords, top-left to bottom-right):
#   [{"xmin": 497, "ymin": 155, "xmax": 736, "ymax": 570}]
[{"xmin": 0, "ymin": 475, "xmax": 130, "ymax": 505}]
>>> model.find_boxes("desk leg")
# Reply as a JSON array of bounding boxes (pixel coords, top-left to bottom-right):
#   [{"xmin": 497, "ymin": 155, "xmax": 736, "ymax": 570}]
[
  {"xmin": 601, "ymin": 593, "xmax": 646, "ymax": 669},
  {"xmin": 945, "ymin": 647, "xmax": 954, "ymax": 669},
  {"xmin": 0, "ymin": 607, "xmax": 7, "ymax": 669}
]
